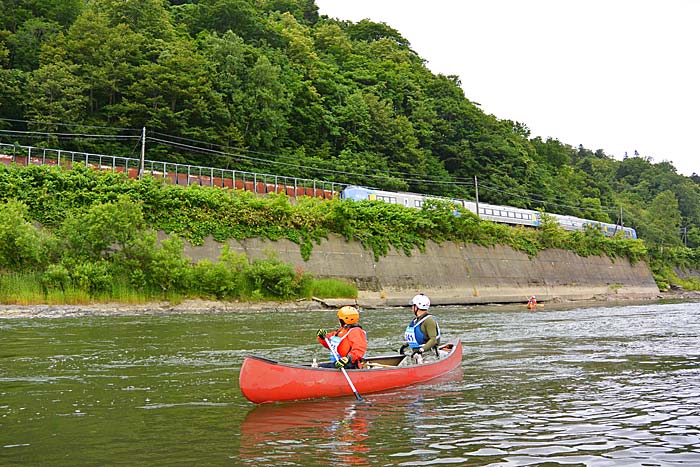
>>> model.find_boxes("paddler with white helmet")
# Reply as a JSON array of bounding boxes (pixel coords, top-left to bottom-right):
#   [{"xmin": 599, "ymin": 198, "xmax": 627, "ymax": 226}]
[{"xmin": 404, "ymin": 293, "xmax": 441, "ymax": 362}]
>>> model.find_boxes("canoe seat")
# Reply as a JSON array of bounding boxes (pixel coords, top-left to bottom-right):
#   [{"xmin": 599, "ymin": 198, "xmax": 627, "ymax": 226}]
[{"xmin": 359, "ymin": 354, "xmax": 406, "ymax": 369}]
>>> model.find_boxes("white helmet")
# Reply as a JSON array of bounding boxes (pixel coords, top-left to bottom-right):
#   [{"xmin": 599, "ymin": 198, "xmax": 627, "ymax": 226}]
[{"xmin": 410, "ymin": 293, "xmax": 430, "ymax": 310}]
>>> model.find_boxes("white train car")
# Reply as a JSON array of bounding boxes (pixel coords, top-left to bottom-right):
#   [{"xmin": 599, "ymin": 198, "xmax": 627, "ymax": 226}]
[
  {"xmin": 473, "ymin": 202, "xmax": 539, "ymax": 228},
  {"xmin": 340, "ymin": 186, "xmax": 637, "ymax": 239}
]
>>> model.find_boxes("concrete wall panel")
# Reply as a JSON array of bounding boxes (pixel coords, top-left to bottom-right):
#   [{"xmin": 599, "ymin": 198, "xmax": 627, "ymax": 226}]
[{"xmin": 175, "ymin": 233, "xmax": 659, "ymax": 306}]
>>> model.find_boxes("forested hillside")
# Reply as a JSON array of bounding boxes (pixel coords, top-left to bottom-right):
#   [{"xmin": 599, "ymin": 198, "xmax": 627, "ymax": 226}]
[{"xmin": 1, "ymin": 0, "xmax": 699, "ymax": 258}]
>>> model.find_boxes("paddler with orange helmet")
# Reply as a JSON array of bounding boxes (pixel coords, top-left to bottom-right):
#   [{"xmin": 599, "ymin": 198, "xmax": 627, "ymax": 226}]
[{"xmin": 316, "ymin": 306, "xmax": 367, "ymax": 369}]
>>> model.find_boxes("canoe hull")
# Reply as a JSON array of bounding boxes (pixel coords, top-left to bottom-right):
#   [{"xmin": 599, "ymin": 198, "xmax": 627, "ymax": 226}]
[{"xmin": 239, "ymin": 340, "xmax": 462, "ymax": 404}]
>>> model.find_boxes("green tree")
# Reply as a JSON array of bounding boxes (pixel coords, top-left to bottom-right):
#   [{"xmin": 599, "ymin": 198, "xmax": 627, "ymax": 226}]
[
  {"xmin": 641, "ymin": 190, "xmax": 682, "ymax": 247},
  {"xmin": 6, "ymin": 18, "xmax": 61, "ymax": 70},
  {"xmin": 24, "ymin": 62, "xmax": 88, "ymax": 124},
  {"xmin": 0, "ymin": 68, "xmax": 26, "ymax": 122},
  {"xmin": 57, "ymin": 9, "xmax": 145, "ymax": 116}
]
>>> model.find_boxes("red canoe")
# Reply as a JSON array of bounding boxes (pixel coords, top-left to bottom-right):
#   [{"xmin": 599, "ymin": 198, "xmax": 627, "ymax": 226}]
[{"xmin": 239, "ymin": 339, "xmax": 462, "ymax": 404}]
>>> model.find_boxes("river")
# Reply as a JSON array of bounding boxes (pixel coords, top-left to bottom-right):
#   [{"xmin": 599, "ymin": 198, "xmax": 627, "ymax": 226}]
[{"xmin": 1, "ymin": 300, "xmax": 699, "ymax": 466}]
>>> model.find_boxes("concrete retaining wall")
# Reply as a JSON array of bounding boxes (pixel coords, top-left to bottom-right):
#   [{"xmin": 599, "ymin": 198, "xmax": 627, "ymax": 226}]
[{"xmin": 177, "ymin": 234, "xmax": 660, "ymax": 307}]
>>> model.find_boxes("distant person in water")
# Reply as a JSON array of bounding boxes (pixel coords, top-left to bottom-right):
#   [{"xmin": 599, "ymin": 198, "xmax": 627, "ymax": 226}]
[{"xmin": 527, "ymin": 295, "xmax": 538, "ymax": 310}]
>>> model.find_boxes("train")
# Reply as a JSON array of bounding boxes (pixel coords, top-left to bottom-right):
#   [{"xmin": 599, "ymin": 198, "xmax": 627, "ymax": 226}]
[{"xmin": 341, "ymin": 185, "xmax": 637, "ymax": 239}]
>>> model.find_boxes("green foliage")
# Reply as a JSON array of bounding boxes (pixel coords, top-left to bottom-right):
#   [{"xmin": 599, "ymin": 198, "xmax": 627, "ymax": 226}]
[
  {"xmin": 536, "ymin": 212, "xmax": 566, "ymax": 250},
  {"xmin": 70, "ymin": 260, "xmax": 112, "ymax": 295},
  {"xmin": 188, "ymin": 245, "xmax": 249, "ymax": 299},
  {"xmin": 0, "ymin": 200, "xmax": 46, "ymax": 272},
  {"xmin": 57, "ymin": 195, "xmax": 146, "ymax": 261},
  {"xmin": 147, "ymin": 236, "xmax": 191, "ymax": 294},
  {"xmin": 41, "ymin": 264, "xmax": 70, "ymax": 292},
  {"xmin": 1, "ymin": 159, "xmax": 689, "ymax": 303},
  {"xmin": 247, "ymin": 255, "xmax": 307, "ymax": 299},
  {"xmin": 641, "ymin": 190, "xmax": 683, "ymax": 247}
]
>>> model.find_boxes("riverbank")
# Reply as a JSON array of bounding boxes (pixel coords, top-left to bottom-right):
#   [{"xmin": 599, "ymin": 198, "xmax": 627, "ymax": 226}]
[{"xmin": 1, "ymin": 290, "xmax": 698, "ymax": 319}]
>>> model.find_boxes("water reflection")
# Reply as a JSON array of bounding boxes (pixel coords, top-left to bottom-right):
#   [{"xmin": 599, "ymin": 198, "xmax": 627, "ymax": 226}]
[
  {"xmin": 240, "ymin": 399, "xmax": 371, "ymax": 466},
  {"xmin": 239, "ymin": 369, "xmax": 464, "ymax": 467}
]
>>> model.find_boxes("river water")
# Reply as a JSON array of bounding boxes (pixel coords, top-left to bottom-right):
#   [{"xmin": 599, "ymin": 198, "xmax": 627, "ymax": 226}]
[{"xmin": 1, "ymin": 300, "xmax": 699, "ymax": 466}]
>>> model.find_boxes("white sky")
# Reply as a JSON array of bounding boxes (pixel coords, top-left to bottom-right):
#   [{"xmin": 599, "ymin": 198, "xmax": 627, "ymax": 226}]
[{"xmin": 315, "ymin": 0, "xmax": 700, "ymax": 177}]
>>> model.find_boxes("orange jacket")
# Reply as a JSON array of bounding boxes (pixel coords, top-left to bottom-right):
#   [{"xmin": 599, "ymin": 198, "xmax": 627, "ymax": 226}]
[{"xmin": 318, "ymin": 325, "xmax": 367, "ymax": 363}]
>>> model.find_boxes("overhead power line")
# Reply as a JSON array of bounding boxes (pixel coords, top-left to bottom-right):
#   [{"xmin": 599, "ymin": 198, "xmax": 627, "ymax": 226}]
[
  {"xmin": 0, "ymin": 128, "xmax": 139, "ymax": 140},
  {"xmin": 147, "ymin": 134, "xmax": 473, "ymax": 188},
  {"xmin": 1, "ymin": 120, "xmax": 627, "ymax": 215},
  {"xmin": 478, "ymin": 183, "xmax": 621, "ymax": 215},
  {"xmin": 0, "ymin": 117, "xmax": 139, "ymax": 133}
]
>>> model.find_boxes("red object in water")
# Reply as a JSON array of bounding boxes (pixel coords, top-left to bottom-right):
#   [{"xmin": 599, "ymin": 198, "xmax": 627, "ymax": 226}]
[{"xmin": 239, "ymin": 340, "xmax": 462, "ymax": 404}]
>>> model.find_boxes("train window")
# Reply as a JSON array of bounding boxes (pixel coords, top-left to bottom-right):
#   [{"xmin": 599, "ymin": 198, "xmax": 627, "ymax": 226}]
[{"xmin": 415, "ymin": 200, "xmax": 422, "ymax": 207}]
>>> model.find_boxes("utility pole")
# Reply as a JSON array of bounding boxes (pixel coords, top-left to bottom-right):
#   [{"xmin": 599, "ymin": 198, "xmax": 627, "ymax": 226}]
[
  {"xmin": 682, "ymin": 226, "xmax": 688, "ymax": 246},
  {"xmin": 139, "ymin": 126, "xmax": 146, "ymax": 179},
  {"xmin": 620, "ymin": 206, "xmax": 623, "ymax": 228},
  {"xmin": 474, "ymin": 175, "xmax": 480, "ymax": 218}
]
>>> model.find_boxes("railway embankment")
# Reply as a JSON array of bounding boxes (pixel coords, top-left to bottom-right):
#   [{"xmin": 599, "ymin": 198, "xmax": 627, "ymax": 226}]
[{"xmin": 178, "ymin": 234, "xmax": 660, "ymax": 307}]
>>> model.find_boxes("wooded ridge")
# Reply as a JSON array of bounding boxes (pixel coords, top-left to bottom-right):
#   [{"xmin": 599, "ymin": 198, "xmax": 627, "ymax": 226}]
[{"xmin": 1, "ymin": 0, "xmax": 699, "ymax": 291}]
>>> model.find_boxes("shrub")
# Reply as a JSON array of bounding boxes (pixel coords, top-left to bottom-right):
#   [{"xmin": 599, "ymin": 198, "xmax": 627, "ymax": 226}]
[
  {"xmin": 70, "ymin": 261, "xmax": 113, "ymax": 295},
  {"xmin": 190, "ymin": 259, "xmax": 239, "ymax": 300},
  {"xmin": 57, "ymin": 196, "xmax": 146, "ymax": 261},
  {"xmin": 247, "ymin": 256, "xmax": 305, "ymax": 299},
  {"xmin": 42, "ymin": 264, "xmax": 70, "ymax": 292},
  {"xmin": 147, "ymin": 237, "xmax": 191, "ymax": 294},
  {"xmin": 0, "ymin": 200, "xmax": 46, "ymax": 272}
]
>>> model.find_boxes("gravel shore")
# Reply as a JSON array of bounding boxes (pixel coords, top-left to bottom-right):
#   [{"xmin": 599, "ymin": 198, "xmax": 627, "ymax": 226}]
[{"xmin": 1, "ymin": 291, "xmax": 698, "ymax": 319}]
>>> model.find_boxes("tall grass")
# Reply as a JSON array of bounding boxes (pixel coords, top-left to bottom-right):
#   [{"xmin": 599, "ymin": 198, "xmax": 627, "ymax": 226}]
[
  {"xmin": 303, "ymin": 278, "xmax": 358, "ymax": 299},
  {"xmin": 0, "ymin": 272, "xmax": 356, "ymax": 306},
  {"xmin": 0, "ymin": 272, "xmax": 156, "ymax": 305}
]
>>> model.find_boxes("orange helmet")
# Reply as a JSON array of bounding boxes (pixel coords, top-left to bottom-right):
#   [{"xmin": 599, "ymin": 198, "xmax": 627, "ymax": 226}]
[{"xmin": 337, "ymin": 306, "xmax": 359, "ymax": 325}]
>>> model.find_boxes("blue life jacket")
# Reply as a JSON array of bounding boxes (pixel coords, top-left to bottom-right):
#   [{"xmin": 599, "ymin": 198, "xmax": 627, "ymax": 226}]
[{"xmin": 404, "ymin": 314, "xmax": 441, "ymax": 348}]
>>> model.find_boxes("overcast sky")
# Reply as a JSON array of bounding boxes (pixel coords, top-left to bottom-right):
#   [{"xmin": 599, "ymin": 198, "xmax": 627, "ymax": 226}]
[{"xmin": 315, "ymin": 0, "xmax": 699, "ymax": 177}]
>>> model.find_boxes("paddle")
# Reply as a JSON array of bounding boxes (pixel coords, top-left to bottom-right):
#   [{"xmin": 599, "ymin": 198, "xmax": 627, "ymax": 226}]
[{"xmin": 324, "ymin": 337, "xmax": 364, "ymax": 401}]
